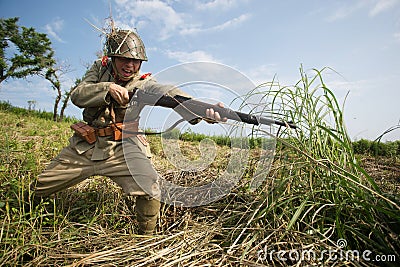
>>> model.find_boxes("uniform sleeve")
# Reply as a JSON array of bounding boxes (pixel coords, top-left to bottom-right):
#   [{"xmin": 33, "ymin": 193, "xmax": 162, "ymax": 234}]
[{"xmin": 71, "ymin": 60, "xmax": 113, "ymax": 108}]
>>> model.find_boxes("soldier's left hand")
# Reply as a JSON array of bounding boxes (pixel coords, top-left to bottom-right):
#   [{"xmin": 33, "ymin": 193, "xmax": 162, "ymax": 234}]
[{"xmin": 205, "ymin": 102, "xmax": 228, "ymax": 123}]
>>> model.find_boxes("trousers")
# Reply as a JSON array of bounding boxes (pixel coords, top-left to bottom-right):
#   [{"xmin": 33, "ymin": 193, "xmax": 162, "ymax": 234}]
[
  {"xmin": 34, "ymin": 138, "xmax": 161, "ymax": 233},
  {"xmin": 35, "ymin": 139, "xmax": 160, "ymax": 197}
]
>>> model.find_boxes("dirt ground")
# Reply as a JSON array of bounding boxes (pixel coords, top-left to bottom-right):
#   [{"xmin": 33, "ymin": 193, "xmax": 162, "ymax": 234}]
[{"xmin": 360, "ymin": 156, "xmax": 400, "ymax": 195}]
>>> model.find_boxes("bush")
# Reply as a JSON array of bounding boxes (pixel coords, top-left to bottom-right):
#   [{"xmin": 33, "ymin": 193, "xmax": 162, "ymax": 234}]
[
  {"xmin": 0, "ymin": 101, "xmax": 77, "ymax": 123},
  {"xmin": 352, "ymin": 138, "xmax": 400, "ymax": 157}
]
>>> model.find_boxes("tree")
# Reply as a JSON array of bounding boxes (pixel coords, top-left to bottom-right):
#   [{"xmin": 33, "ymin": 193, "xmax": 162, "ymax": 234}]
[
  {"xmin": 44, "ymin": 67, "xmax": 62, "ymax": 121},
  {"xmin": 0, "ymin": 17, "xmax": 74, "ymax": 122},
  {"xmin": 27, "ymin": 100, "xmax": 37, "ymax": 111},
  {"xmin": 59, "ymin": 78, "xmax": 81, "ymax": 121},
  {"xmin": 0, "ymin": 17, "xmax": 56, "ymax": 83}
]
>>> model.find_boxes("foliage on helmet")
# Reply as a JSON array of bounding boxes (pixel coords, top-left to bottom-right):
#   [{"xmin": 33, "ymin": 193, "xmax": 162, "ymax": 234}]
[{"xmin": 105, "ymin": 29, "xmax": 148, "ymax": 61}]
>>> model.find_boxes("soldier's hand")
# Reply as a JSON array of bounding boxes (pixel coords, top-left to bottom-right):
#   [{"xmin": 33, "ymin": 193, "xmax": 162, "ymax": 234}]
[
  {"xmin": 205, "ymin": 102, "xmax": 228, "ymax": 123},
  {"xmin": 109, "ymin": 83, "xmax": 129, "ymax": 105}
]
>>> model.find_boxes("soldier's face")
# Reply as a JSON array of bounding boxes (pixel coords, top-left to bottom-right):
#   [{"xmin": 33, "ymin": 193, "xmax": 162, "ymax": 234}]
[{"xmin": 114, "ymin": 57, "xmax": 142, "ymax": 81}]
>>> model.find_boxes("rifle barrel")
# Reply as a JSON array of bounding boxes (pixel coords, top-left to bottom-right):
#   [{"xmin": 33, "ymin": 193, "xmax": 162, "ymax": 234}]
[{"xmin": 132, "ymin": 90, "xmax": 296, "ymax": 129}]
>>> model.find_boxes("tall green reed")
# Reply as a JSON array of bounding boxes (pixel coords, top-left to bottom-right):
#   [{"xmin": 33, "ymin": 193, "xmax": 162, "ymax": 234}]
[{"xmin": 234, "ymin": 66, "xmax": 400, "ymax": 262}]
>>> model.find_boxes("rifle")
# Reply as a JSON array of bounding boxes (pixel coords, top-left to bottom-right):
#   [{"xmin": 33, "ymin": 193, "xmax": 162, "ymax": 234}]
[{"xmin": 128, "ymin": 90, "xmax": 297, "ymax": 129}]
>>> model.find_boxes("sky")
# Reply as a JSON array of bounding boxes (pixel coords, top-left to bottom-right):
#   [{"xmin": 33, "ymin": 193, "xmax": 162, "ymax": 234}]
[{"xmin": 0, "ymin": 0, "xmax": 399, "ymax": 141}]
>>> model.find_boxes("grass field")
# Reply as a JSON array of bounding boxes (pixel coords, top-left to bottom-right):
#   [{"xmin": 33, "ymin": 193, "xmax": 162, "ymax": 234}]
[{"xmin": 1, "ymin": 69, "xmax": 399, "ymax": 266}]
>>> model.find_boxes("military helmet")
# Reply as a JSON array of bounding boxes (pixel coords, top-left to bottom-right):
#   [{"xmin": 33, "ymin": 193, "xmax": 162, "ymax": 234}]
[{"xmin": 105, "ymin": 29, "xmax": 148, "ymax": 61}]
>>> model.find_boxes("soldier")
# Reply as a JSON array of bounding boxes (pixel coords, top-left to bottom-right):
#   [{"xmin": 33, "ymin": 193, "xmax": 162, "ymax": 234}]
[{"xmin": 30, "ymin": 28, "xmax": 225, "ymax": 234}]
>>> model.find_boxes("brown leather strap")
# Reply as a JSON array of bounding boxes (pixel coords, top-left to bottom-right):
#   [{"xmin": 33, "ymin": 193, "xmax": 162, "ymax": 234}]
[
  {"xmin": 120, "ymin": 121, "xmax": 139, "ymax": 138},
  {"xmin": 95, "ymin": 121, "xmax": 139, "ymax": 138},
  {"xmin": 95, "ymin": 126, "xmax": 114, "ymax": 137}
]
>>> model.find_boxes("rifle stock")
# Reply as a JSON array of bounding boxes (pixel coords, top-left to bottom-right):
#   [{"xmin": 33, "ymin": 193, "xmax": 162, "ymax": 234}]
[{"xmin": 129, "ymin": 90, "xmax": 296, "ymax": 129}]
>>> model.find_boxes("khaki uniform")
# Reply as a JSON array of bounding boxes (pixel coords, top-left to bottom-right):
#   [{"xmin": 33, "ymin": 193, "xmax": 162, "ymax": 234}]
[{"xmin": 34, "ymin": 59, "xmax": 189, "ymax": 233}]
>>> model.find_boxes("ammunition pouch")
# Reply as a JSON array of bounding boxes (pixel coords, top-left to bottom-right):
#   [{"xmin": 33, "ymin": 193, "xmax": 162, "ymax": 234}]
[
  {"xmin": 70, "ymin": 122, "xmax": 96, "ymax": 144},
  {"xmin": 70, "ymin": 121, "xmax": 140, "ymax": 144},
  {"xmin": 110, "ymin": 121, "xmax": 139, "ymax": 141}
]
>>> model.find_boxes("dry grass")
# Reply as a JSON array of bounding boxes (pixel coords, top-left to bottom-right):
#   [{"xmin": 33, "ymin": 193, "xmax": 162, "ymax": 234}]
[{"xmin": 1, "ymin": 68, "xmax": 399, "ymax": 266}]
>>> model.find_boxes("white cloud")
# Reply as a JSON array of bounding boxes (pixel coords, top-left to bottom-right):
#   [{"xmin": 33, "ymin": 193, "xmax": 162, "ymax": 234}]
[
  {"xmin": 44, "ymin": 17, "xmax": 65, "ymax": 43},
  {"xmin": 325, "ymin": 1, "xmax": 365, "ymax": 22},
  {"xmin": 245, "ymin": 64, "xmax": 279, "ymax": 85},
  {"xmin": 180, "ymin": 13, "xmax": 250, "ymax": 35},
  {"xmin": 114, "ymin": 0, "xmax": 128, "ymax": 4},
  {"xmin": 394, "ymin": 32, "xmax": 400, "ymax": 43},
  {"xmin": 165, "ymin": 50, "xmax": 218, "ymax": 63},
  {"xmin": 325, "ymin": 0, "xmax": 399, "ymax": 22},
  {"xmin": 114, "ymin": 0, "xmax": 184, "ymax": 40},
  {"xmin": 369, "ymin": 0, "xmax": 399, "ymax": 17},
  {"xmin": 113, "ymin": 0, "xmax": 250, "ymax": 39},
  {"xmin": 0, "ymin": 78, "xmax": 55, "ymax": 111},
  {"xmin": 213, "ymin": 13, "xmax": 250, "ymax": 31},
  {"xmin": 196, "ymin": 0, "xmax": 238, "ymax": 11}
]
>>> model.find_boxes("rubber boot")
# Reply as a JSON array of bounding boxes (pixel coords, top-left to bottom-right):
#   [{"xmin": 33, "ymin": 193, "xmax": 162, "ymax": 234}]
[{"xmin": 135, "ymin": 195, "xmax": 161, "ymax": 235}]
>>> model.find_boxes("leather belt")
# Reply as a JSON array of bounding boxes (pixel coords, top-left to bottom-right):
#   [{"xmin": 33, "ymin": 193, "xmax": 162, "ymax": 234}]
[
  {"xmin": 96, "ymin": 126, "xmax": 114, "ymax": 137},
  {"xmin": 95, "ymin": 121, "xmax": 139, "ymax": 138}
]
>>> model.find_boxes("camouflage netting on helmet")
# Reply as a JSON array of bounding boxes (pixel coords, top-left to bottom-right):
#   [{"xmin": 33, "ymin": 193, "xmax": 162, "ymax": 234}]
[{"xmin": 105, "ymin": 29, "xmax": 148, "ymax": 61}]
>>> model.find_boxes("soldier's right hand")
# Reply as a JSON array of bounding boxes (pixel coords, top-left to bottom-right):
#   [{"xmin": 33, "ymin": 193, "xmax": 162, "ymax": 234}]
[{"xmin": 109, "ymin": 83, "xmax": 129, "ymax": 105}]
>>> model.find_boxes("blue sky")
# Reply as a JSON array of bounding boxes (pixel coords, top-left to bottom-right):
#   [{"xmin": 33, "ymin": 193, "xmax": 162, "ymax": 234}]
[{"xmin": 1, "ymin": 0, "xmax": 399, "ymax": 141}]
